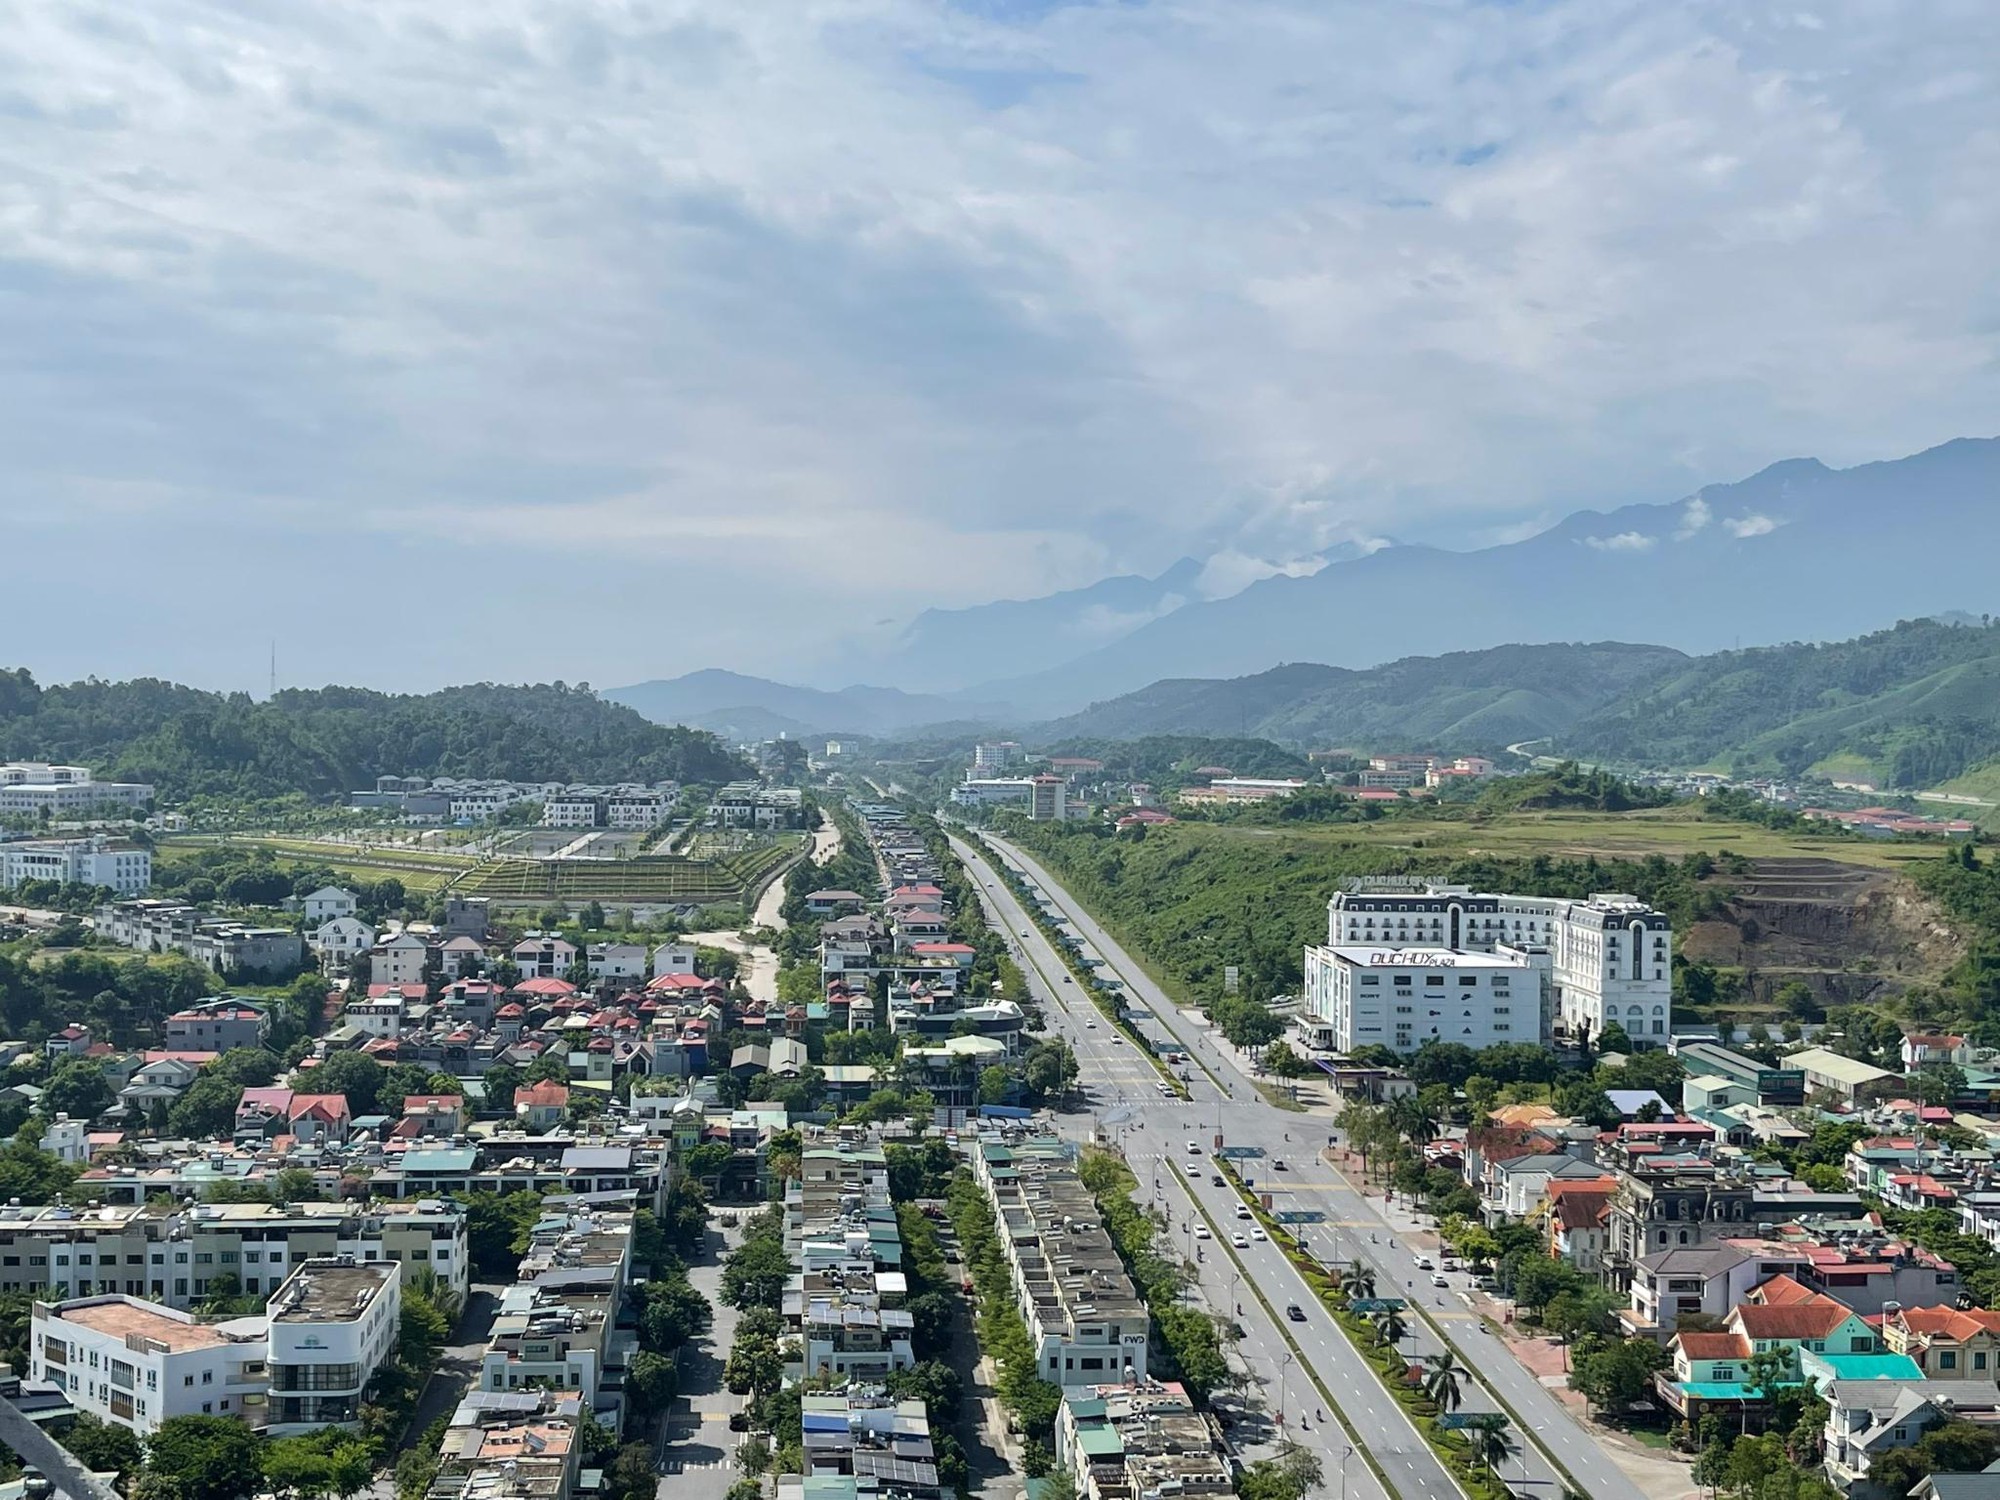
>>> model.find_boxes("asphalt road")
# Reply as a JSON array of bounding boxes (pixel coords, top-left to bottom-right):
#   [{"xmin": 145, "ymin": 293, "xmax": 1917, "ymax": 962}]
[
  {"xmin": 951, "ymin": 833, "xmax": 1391, "ymax": 1500},
  {"xmin": 966, "ymin": 829, "xmax": 1647, "ymax": 1500}
]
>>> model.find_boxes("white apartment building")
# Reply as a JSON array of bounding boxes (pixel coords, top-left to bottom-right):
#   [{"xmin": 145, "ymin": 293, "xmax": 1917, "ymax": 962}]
[
  {"xmin": 0, "ymin": 837, "xmax": 151, "ymax": 893},
  {"xmin": 541, "ymin": 793, "xmax": 605, "ymax": 829},
  {"xmin": 1029, "ymin": 775, "xmax": 1067, "ymax": 823},
  {"xmin": 1323, "ymin": 881, "xmax": 1672, "ymax": 1043},
  {"xmin": 949, "ymin": 778, "xmax": 1037, "ymax": 810},
  {"xmin": 265, "ymin": 1258, "xmax": 400, "ymax": 1433},
  {"xmin": 0, "ymin": 765, "xmax": 154, "ymax": 815},
  {"xmin": 605, "ymin": 789, "xmax": 673, "ymax": 829},
  {"xmin": 1303, "ymin": 945, "xmax": 1546, "ymax": 1054},
  {"xmin": 972, "ymin": 743, "xmax": 1021, "ymax": 774},
  {"xmin": 31, "ymin": 1295, "xmax": 268, "ymax": 1434}
]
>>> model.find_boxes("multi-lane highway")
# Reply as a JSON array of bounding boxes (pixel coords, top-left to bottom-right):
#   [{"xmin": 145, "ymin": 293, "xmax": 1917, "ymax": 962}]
[{"xmin": 954, "ymin": 827, "xmax": 1646, "ymax": 1500}]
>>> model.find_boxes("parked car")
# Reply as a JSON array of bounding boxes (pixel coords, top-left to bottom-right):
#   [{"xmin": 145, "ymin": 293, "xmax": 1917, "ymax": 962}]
[{"xmin": 728, "ymin": 1412, "xmax": 750, "ymax": 1431}]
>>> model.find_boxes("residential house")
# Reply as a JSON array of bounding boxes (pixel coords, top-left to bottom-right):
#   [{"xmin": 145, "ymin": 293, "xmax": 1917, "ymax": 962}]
[
  {"xmin": 1903, "ymin": 1034, "xmax": 1971, "ymax": 1070},
  {"xmin": 512, "ymin": 933, "xmax": 578, "ymax": 979},
  {"xmin": 1824, "ymin": 1381, "xmax": 2000, "ymax": 1492},
  {"xmin": 515, "ymin": 1081, "xmax": 570, "ymax": 1130},
  {"xmin": 301, "ymin": 887, "xmax": 359, "ymax": 924},
  {"xmin": 1546, "ymin": 1179, "xmax": 1618, "ymax": 1272},
  {"xmin": 1883, "ymin": 1306, "xmax": 2000, "ymax": 1379},
  {"xmin": 164, "ymin": 998, "xmax": 268, "ymax": 1053},
  {"xmin": 370, "ymin": 932, "xmax": 431, "ymax": 989},
  {"xmin": 310, "ymin": 916, "xmax": 377, "ymax": 970},
  {"xmin": 287, "ymin": 1093, "xmax": 352, "ymax": 1143},
  {"xmin": 586, "ymin": 943, "xmax": 648, "ymax": 983}
]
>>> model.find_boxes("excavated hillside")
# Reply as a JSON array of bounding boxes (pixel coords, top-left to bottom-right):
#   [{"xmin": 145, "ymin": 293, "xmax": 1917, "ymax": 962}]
[{"xmin": 1679, "ymin": 856, "xmax": 1962, "ymax": 1005}]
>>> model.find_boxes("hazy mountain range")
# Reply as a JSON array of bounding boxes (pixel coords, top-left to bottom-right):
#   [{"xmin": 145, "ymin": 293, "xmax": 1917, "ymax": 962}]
[{"xmin": 611, "ymin": 435, "xmax": 2000, "ymax": 733}]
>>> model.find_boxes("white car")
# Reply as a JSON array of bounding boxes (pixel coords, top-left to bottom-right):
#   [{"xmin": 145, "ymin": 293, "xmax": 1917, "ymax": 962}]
[
  {"xmin": 1194, "ymin": 1225, "xmax": 1211, "ymax": 1240},
  {"xmin": 1231, "ymin": 1233, "xmax": 1249, "ymax": 1249},
  {"xmin": 1235, "ymin": 1205, "xmax": 1253, "ymax": 1221},
  {"xmin": 1252, "ymin": 1228, "xmax": 1268, "ymax": 1242},
  {"xmin": 1184, "ymin": 1161, "xmax": 1202, "ymax": 1177},
  {"xmin": 1187, "ymin": 1141, "xmax": 1200, "ymax": 1154}
]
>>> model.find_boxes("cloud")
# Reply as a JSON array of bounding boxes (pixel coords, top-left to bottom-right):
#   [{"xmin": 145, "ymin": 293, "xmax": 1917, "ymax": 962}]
[
  {"xmin": 1582, "ymin": 532, "xmax": 1658, "ymax": 552},
  {"xmin": 2, "ymin": 1, "xmax": 1999, "ymax": 688},
  {"xmin": 1676, "ymin": 497, "xmax": 1713, "ymax": 539},
  {"xmin": 1725, "ymin": 513, "xmax": 1782, "ymax": 537}
]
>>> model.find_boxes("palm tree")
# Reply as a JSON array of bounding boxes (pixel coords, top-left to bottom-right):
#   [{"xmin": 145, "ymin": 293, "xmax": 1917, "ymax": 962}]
[
  {"xmin": 1470, "ymin": 1424, "xmax": 1518, "ymax": 1479},
  {"xmin": 1370, "ymin": 1307, "xmax": 1408, "ymax": 1350},
  {"xmin": 1421, "ymin": 1354, "xmax": 1467, "ymax": 1414},
  {"xmin": 1339, "ymin": 1264, "xmax": 1377, "ymax": 1301}
]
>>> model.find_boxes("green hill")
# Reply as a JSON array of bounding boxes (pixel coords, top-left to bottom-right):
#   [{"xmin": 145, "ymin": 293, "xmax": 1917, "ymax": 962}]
[
  {"xmin": 0, "ymin": 669, "xmax": 752, "ymax": 801},
  {"xmin": 1039, "ymin": 642, "xmax": 1688, "ymax": 749},
  {"xmin": 1564, "ymin": 617, "xmax": 2000, "ymax": 786}
]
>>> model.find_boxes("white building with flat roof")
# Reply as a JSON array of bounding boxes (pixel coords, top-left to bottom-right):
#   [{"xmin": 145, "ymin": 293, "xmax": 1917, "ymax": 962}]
[
  {"xmin": 1303, "ymin": 944, "xmax": 1548, "ymax": 1054},
  {"xmin": 265, "ymin": 1258, "xmax": 400, "ymax": 1433},
  {"xmin": 950, "ymin": 777, "xmax": 1037, "ymax": 809},
  {"xmin": 0, "ymin": 765, "xmax": 153, "ymax": 815},
  {"xmin": 1324, "ymin": 881, "xmax": 1672, "ymax": 1044},
  {"xmin": 30, "ymin": 1295, "xmax": 268, "ymax": 1434},
  {"xmin": 1, "ymin": 837, "xmax": 150, "ymax": 893}
]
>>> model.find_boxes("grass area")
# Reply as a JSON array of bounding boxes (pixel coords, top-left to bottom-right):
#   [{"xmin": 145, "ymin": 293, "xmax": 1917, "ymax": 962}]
[
  {"xmin": 1806, "ymin": 752, "xmax": 1883, "ymax": 786},
  {"xmin": 155, "ymin": 840, "xmax": 460, "ymax": 895},
  {"xmin": 1215, "ymin": 806, "xmax": 1939, "ymax": 871}
]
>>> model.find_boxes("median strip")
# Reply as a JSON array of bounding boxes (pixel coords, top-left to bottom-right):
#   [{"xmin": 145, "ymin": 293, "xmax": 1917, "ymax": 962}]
[
  {"xmin": 1157, "ymin": 1153, "xmax": 1405, "ymax": 1500},
  {"xmin": 1219, "ymin": 1161, "xmax": 1586, "ymax": 1500}
]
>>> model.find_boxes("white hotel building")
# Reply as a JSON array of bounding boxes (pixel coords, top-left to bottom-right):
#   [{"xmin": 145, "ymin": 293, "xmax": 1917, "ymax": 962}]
[
  {"xmin": 1310, "ymin": 880, "xmax": 1674, "ymax": 1045},
  {"xmin": 1304, "ymin": 945, "xmax": 1546, "ymax": 1054}
]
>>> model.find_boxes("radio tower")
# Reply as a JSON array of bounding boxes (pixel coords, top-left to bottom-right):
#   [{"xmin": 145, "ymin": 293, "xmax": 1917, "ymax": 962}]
[{"xmin": 269, "ymin": 640, "xmax": 277, "ymax": 699}]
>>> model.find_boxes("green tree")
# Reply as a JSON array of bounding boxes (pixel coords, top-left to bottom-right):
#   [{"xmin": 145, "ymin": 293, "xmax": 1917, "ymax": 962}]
[
  {"xmin": 1420, "ymin": 1354, "xmax": 1466, "ymax": 1414},
  {"xmin": 59, "ymin": 1413, "xmax": 143, "ymax": 1478},
  {"xmin": 261, "ymin": 1429, "xmax": 374, "ymax": 1500},
  {"xmin": 1470, "ymin": 1424, "xmax": 1519, "ymax": 1480},
  {"xmin": 627, "ymin": 1350, "xmax": 678, "ymax": 1415},
  {"xmin": 144, "ymin": 1415, "xmax": 266, "ymax": 1500},
  {"xmin": 720, "ymin": 1234, "xmax": 792, "ymax": 1309},
  {"xmin": 300, "ymin": 1048, "xmax": 385, "ymax": 1116},
  {"xmin": 43, "ymin": 1059, "xmax": 113, "ymax": 1120}
]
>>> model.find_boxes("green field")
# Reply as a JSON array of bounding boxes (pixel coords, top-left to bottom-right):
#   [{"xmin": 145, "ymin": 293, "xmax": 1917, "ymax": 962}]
[
  {"xmin": 156, "ymin": 836, "xmax": 473, "ymax": 894},
  {"xmin": 1219, "ymin": 806, "xmax": 1941, "ymax": 871}
]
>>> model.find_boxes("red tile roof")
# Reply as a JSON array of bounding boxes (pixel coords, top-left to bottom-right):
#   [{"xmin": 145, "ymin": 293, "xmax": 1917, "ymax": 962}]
[{"xmin": 1731, "ymin": 1297, "xmax": 1854, "ymax": 1341}]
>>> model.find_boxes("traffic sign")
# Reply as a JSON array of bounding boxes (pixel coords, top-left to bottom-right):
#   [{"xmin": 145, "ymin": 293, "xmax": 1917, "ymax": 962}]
[
  {"xmin": 1272, "ymin": 1210, "xmax": 1325, "ymax": 1225},
  {"xmin": 1215, "ymin": 1146, "xmax": 1264, "ymax": 1159},
  {"xmin": 1438, "ymin": 1413, "xmax": 1510, "ymax": 1432},
  {"xmin": 1348, "ymin": 1298, "xmax": 1407, "ymax": 1314}
]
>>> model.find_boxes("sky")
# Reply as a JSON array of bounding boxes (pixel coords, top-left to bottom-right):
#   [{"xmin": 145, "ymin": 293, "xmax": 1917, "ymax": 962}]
[{"xmin": 4, "ymin": 0, "xmax": 1999, "ymax": 694}]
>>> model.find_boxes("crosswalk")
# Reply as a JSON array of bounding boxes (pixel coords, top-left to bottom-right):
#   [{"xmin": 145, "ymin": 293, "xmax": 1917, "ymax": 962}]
[{"xmin": 657, "ymin": 1458, "xmax": 732, "ymax": 1474}]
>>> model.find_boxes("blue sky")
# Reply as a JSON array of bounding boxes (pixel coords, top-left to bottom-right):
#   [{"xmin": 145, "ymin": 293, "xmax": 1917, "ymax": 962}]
[{"xmin": 4, "ymin": 0, "xmax": 1998, "ymax": 692}]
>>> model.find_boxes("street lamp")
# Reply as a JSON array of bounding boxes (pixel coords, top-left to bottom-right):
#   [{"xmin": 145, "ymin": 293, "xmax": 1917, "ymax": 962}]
[
  {"xmin": 1277, "ymin": 1350, "xmax": 1295, "ymax": 1427},
  {"xmin": 1340, "ymin": 1444, "xmax": 1351, "ymax": 1500}
]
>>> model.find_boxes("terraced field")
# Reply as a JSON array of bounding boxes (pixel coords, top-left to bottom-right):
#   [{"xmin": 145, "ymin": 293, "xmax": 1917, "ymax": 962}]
[{"xmin": 453, "ymin": 836, "xmax": 804, "ymax": 905}]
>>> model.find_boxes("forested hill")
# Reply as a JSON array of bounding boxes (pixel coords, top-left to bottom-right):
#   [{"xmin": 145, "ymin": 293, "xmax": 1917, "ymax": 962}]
[
  {"xmin": 1036, "ymin": 642, "xmax": 1688, "ymax": 748},
  {"xmin": 1563, "ymin": 617, "xmax": 2000, "ymax": 785},
  {"xmin": 0, "ymin": 671, "xmax": 753, "ymax": 800}
]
